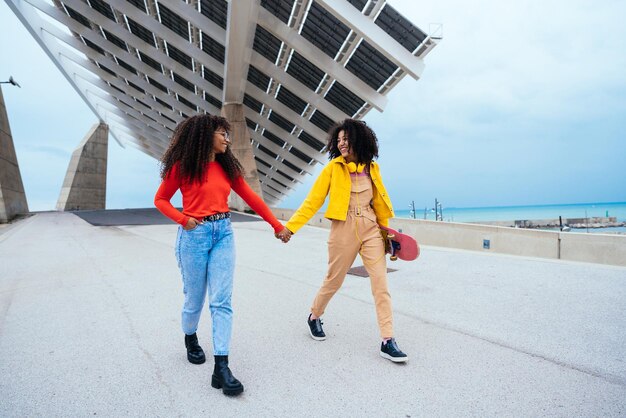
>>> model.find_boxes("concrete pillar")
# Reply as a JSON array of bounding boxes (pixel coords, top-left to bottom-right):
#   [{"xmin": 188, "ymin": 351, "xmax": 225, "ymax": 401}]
[
  {"xmin": 56, "ymin": 123, "xmax": 108, "ymax": 211},
  {"xmin": 0, "ymin": 86, "xmax": 29, "ymax": 223},
  {"xmin": 220, "ymin": 103, "xmax": 263, "ymax": 211}
]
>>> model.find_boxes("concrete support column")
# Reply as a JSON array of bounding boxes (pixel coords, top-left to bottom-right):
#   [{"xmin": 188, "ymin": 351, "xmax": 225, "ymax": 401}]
[
  {"xmin": 56, "ymin": 123, "xmax": 108, "ymax": 211},
  {"xmin": 0, "ymin": 86, "xmax": 29, "ymax": 223},
  {"xmin": 220, "ymin": 103, "xmax": 264, "ymax": 211}
]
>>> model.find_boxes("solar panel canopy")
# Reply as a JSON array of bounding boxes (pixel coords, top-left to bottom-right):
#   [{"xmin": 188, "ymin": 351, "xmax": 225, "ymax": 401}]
[{"xmin": 6, "ymin": 0, "xmax": 439, "ymax": 205}]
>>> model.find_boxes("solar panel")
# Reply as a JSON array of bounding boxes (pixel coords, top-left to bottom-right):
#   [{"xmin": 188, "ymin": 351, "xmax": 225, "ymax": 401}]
[
  {"xmin": 128, "ymin": 19, "xmax": 155, "ymax": 48},
  {"xmin": 201, "ymin": 33, "xmax": 225, "ymax": 63},
  {"xmin": 375, "ymin": 5, "xmax": 427, "ymax": 52},
  {"xmin": 301, "ymin": 1, "xmax": 350, "ymax": 59},
  {"xmin": 178, "ymin": 95, "xmax": 197, "ymax": 112},
  {"xmin": 299, "ymin": 130, "xmax": 325, "ymax": 151},
  {"xmin": 324, "ymin": 81, "xmax": 365, "ymax": 116},
  {"xmin": 247, "ymin": 66, "xmax": 271, "ymax": 91},
  {"xmin": 263, "ymin": 129, "xmax": 286, "ymax": 147},
  {"xmin": 246, "ymin": 118, "xmax": 258, "ymax": 130},
  {"xmin": 117, "ymin": 58, "xmax": 137, "ymax": 75},
  {"xmin": 243, "ymin": 94, "xmax": 263, "ymax": 113},
  {"xmin": 103, "ymin": 30, "xmax": 128, "ymax": 51},
  {"xmin": 258, "ymin": 144, "xmax": 278, "ymax": 160},
  {"xmin": 166, "ymin": 44, "xmax": 193, "ymax": 70},
  {"xmin": 268, "ymin": 111, "xmax": 295, "ymax": 133},
  {"xmin": 276, "ymin": 169, "xmax": 294, "ymax": 182},
  {"xmin": 289, "ymin": 146, "xmax": 313, "ymax": 164},
  {"xmin": 139, "ymin": 52, "xmax": 163, "ymax": 72},
  {"xmin": 205, "ymin": 93, "xmax": 222, "ymax": 109},
  {"xmin": 148, "ymin": 78, "xmax": 168, "ymax": 93},
  {"xmin": 260, "ymin": 0, "xmax": 295, "ymax": 25},
  {"xmin": 109, "ymin": 83, "xmax": 124, "ymax": 94},
  {"xmin": 161, "ymin": 111, "xmax": 176, "ymax": 122},
  {"xmin": 309, "ymin": 110, "xmax": 334, "ymax": 133},
  {"xmin": 128, "ymin": 81, "xmax": 145, "ymax": 94},
  {"xmin": 126, "ymin": 0, "xmax": 146, "ymax": 13},
  {"xmin": 15, "ymin": 0, "xmax": 436, "ymax": 201},
  {"xmin": 282, "ymin": 159, "xmax": 302, "ymax": 174},
  {"xmin": 83, "ymin": 37, "xmax": 104, "ymax": 55},
  {"xmin": 286, "ymin": 51, "xmax": 325, "ymax": 91},
  {"xmin": 266, "ymin": 184, "xmax": 284, "ymax": 195},
  {"xmin": 98, "ymin": 63, "xmax": 116, "ymax": 77},
  {"xmin": 65, "ymin": 6, "xmax": 90, "ymax": 28},
  {"xmin": 253, "ymin": 25, "xmax": 282, "ymax": 64},
  {"xmin": 173, "ymin": 73, "xmax": 195, "ymax": 93},
  {"xmin": 158, "ymin": 4, "xmax": 189, "ymax": 41},
  {"xmin": 255, "ymin": 156, "xmax": 272, "ymax": 168},
  {"xmin": 155, "ymin": 97, "xmax": 172, "ymax": 110},
  {"xmin": 347, "ymin": 0, "xmax": 367, "ymax": 12},
  {"xmin": 135, "ymin": 98, "xmax": 150, "ymax": 108},
  {"xmin": 273, "ymin": 177, "xmax": 288, "ymax": 188},
  {"xmin": 89, "ymin": 0, "xmax": 115, "ymax": 21},
  {"xmin": 203, "ymin": 68, "xmax": 224, "ymax": 89},
  {"xmin": 345, "ymin": 40, "xmax": 398, "ymax": 90},
  {"xmin": 276, "ymin": 85, "xmax": 307, "ymax": 114},
  {"xmin": 200, "ymin": 0, "xmax": 228, "ymax": 30}
]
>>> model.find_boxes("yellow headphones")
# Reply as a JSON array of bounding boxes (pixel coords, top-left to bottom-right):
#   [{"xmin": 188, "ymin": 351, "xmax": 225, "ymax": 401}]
[{"xmin": 347, "ymin": 162, "xmax": 365, "ymax": 173}]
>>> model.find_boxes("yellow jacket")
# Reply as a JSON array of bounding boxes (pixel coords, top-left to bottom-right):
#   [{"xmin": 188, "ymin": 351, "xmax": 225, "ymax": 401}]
[{"xmin": 285, "ymin": 157, "xmax": 394, "ymax": 233}]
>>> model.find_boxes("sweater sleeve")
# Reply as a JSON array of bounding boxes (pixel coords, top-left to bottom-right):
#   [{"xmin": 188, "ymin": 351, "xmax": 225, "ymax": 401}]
[
  {"xmin": 285, "ymin": 165, "xmax": 331, "ymax": 234},
  {"xmin": 154, "ymin": 164, "xmax": 189, "ymax": 226},
  {"xmin": 231, "ymin": 176, "xmax": 284, "ymax": 234}
]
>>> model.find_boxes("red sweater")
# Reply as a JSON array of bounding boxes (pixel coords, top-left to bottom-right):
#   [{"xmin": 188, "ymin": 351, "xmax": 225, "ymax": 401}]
[{"xmin": 154, "ymin": 162, "xmax": 283, "ymax": 233}]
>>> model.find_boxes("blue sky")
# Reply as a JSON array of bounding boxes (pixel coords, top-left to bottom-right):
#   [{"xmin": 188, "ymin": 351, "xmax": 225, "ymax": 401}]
[{"xmin": 1, "ymin": 0, "xmax": 625, "ymax": 212}]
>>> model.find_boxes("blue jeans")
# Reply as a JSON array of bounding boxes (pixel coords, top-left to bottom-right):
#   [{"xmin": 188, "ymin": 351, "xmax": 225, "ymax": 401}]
[{"xmin": 175, "ymin": 218, "xmax": 235, "ymax": 355}]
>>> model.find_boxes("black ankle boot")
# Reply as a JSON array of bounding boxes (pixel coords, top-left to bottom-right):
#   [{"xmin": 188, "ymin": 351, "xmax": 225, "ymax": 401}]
[
  {"xmin": 211, "ymin": 355, "xmax": 244, "ymax": 396},
  {"xmin": 184, "ymin": 333, "xmax": 206, "ymax": 364}
]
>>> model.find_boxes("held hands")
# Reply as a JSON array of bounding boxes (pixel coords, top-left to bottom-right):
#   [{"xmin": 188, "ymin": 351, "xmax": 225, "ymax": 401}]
[{"xmin": 275, "ymin": 227, "xmax": 293, "ymax": 243}]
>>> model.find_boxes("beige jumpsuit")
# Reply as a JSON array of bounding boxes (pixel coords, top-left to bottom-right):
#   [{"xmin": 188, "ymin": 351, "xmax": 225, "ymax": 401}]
[{"xmin": 310, "ymin": 171, "xmax": 394, "ymax": 338}]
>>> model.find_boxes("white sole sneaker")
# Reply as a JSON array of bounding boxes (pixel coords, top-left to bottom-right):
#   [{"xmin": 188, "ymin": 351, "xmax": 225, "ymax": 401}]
[
  {"xmin": 380, "ymin": 351, "xmax": 408, "ymax": 363},
  {"xmin": 308, "ymin": 327, "xmax": 326, "ymax": 341}
]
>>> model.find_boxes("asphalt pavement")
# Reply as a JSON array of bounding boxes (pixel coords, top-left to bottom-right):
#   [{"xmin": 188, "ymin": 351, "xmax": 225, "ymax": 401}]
[{"xmin": 1, "ymin": 211, "xmax": 625, "ymax": 417}]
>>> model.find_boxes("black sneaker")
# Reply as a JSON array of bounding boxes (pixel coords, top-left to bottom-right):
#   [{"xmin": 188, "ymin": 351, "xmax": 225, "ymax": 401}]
[
  {"xmin": 380, "ymin": 338, "xmax": 408, "ymax": 363},
  {"xmin": 307, "ymin": 314, "xmax": 326, "ymax": 341}
]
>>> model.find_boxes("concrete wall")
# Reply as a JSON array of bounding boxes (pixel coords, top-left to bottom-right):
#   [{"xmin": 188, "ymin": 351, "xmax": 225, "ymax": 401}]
[
  {"xmin": 56, "ymin": 123, "xmax": 108, "ymax": 211},
  {"xmin": 273, "ymin": 208, "xmax": 626, "ymax": 267},
  {"xmin": 0, "ymin": 86, "xmax": 29, "ymax": 223}
]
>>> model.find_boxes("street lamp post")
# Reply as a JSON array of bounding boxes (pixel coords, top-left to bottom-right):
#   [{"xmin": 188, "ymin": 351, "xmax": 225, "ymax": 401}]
[{"xmin": 0, "ymin": 76, "xmax": 21, "ymax": 88}]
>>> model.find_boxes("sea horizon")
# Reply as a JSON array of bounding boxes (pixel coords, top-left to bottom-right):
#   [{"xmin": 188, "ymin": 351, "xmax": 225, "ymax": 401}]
[{"xmin": 396, "ymin": 201, "xmax": 626, "ymax": 229}]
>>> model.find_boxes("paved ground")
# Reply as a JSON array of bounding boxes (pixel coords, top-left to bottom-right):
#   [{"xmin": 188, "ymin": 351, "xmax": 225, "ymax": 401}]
[
  {"xmin": 1, "ymin": 211, "xmax": 625, "ymax": 417},
  {"xmin": 71, "ymin": 207, "xmax": 260, "ymax": 226}
]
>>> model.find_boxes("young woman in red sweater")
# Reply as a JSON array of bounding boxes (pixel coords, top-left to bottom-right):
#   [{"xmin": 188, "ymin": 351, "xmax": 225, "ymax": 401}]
[{"xmin": 155, "ymin": 114, "xmax": 288, "ymax": 396}]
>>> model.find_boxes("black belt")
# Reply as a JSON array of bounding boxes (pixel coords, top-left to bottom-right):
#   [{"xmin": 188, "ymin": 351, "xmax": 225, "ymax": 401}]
[{"xmin": 202, "ymin": 212, "xmax": 231, "ymax": 222}]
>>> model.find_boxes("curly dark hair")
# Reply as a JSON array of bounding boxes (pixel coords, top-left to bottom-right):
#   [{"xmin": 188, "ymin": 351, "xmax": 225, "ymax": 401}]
[
  {"xmin": 159, "ymin": 114, "xmax": 243, "ymax": 183},
  {"xmin": 326, "ymin": 118, "xmax": 379, "ymax": 164}
]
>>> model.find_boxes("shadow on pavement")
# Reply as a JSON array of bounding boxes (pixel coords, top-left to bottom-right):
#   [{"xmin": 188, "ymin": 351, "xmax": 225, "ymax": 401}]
[{"xmin": 70, "ymin": 208, "xmax": 260, "ymax": 226}]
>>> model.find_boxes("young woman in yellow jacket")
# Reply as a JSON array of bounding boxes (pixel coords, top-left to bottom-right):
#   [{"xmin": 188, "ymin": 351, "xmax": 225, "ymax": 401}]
[{"xmin": 277, "ymin": 118, "xmax": 408, "ymax": 363}]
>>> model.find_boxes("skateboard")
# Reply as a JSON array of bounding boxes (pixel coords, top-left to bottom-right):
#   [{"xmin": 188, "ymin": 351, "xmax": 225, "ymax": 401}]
[{"xmin": 379, "ymin": 226, "xmax": 420, "ymax": 261}]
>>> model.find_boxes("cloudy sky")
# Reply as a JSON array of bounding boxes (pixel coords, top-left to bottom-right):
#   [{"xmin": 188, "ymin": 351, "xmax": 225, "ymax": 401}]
[{"xmin": 1, "ymin": 0, "xmax": 624, "ymax": 213}]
